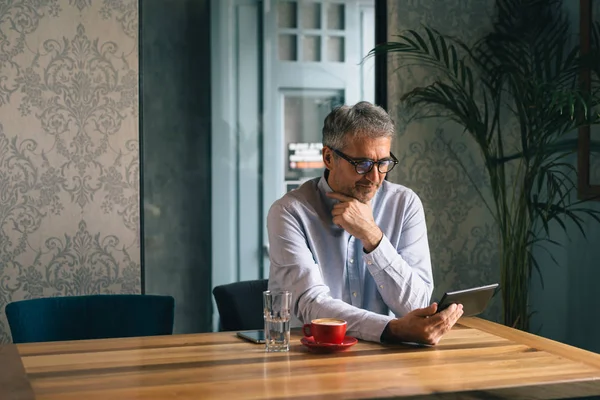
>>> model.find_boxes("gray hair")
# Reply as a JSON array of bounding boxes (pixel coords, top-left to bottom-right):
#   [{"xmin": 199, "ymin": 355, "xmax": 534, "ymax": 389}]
[{"xmin": 322, "ymin": 101, "xmax": 395, "ymax": 150}]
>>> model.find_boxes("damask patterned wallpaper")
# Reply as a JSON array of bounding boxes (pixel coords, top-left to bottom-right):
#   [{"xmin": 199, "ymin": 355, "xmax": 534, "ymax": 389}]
[
  {"xmin": 0, "ymin": 0, "xmax": 140, "ymax": 343},
  {"xmin": 386, "ymin": 0, "xmax": 502, "ymax": 322}
]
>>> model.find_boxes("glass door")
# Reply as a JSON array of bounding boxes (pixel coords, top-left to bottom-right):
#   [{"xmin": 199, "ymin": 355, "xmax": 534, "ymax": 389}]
[
  {"xmin": 211, "ymin": 0, "xmax": 375, "ymax": 329},
  {"xmin": 261, "ymin": 0, "xmax": 375, "ymax": 276},
  {"xmin": 283, "ymin": 90, "xmax": 344, "ymax": 191}
]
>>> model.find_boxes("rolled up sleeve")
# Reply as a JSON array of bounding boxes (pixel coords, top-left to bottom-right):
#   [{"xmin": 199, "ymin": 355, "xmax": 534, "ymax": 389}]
[{"xmin": 363, "ymin": 191, "xmax": 433, "ymax": 316}]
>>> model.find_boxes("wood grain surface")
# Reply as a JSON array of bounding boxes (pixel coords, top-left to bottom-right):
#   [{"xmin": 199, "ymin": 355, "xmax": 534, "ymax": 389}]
[
  {"xmin": 2, "ymin": 317, "xmax": 600, "ymax": 399},
  {"xmin": 0, "ymin": 344, "xmax": 35, "ymax": 400}
]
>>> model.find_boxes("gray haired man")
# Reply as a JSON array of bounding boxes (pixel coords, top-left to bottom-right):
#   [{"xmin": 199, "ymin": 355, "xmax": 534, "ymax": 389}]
[{"xmin": 267, "ymin": 101, "xmax": 463, "ymax": 344}]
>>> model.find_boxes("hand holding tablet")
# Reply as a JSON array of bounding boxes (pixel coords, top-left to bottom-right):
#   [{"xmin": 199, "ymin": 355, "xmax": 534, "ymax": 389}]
[{"xmin": 436, "ymin": 283, "xmax": 499, "ymax": 317}]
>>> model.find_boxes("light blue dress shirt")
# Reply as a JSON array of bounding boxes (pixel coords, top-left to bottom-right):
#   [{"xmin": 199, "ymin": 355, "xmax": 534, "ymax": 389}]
[{"xmin": 267, "ymin": 172, "xmax": 433, "ymax": 342}]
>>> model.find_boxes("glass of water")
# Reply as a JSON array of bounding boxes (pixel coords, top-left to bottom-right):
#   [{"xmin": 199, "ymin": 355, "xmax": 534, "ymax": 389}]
[{"xmin": 263, "ymin": 290, "xmax": 292, "ymax": 352}]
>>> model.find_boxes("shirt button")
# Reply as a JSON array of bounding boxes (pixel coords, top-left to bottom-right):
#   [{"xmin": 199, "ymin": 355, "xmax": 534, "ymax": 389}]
[
  {"xmin": 349, "ymin": 258, "xmax": 354, "ymax": 263},
  {"xmin": 379, "ymin": 285, "xmax": 384, "ymax": 289},
  {"xmin": 352, "ymin": 292, "xmax": 357, "ymax": 297},
  {"xmin": 367, "ymin": 261, "xmax": 373, "ymax": 265}
]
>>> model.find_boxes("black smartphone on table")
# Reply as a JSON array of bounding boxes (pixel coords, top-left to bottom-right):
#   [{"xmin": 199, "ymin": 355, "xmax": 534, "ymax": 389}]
[
  {"xmin": 236, "ymin": 330, "xmax": 266, "ymax": 344},
  {"xmin": 436, "ymin": 283, "xmax": 499, "ymax": 317}
]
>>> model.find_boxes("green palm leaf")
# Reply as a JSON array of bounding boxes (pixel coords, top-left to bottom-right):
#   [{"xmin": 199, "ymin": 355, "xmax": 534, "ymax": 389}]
[{"xmin": 371, "ymin": 0, "xmax": 600, "ymax": 331}]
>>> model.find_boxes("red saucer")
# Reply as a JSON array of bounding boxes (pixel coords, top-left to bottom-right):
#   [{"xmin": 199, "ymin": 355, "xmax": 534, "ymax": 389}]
[{"xmin": 300, "ymin": 336, "xmax": 358, "ymax": 353}]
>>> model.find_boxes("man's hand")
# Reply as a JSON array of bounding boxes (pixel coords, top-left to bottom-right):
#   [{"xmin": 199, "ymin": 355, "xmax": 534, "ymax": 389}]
[
  {"xmin": 382, "ymin": 303, "xmax": 464, "ymax": 345},
  {"xmin": 326, "ymin": 192, "xmax": 383, "ymax": 252}
]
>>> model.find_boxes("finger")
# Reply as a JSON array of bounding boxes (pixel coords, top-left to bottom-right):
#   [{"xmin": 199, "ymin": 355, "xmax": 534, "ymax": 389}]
[
  {"xmin": 332, "ymin": 202, "xmax": 350, "ymax": 211},
  {"xmin": 326, "ymin": 192, "xmax": 355, "ymax": 202},
  {"xmin": 445, "ymin": 303, "xmax": 463, "ymax": 319},
  {"xmin": 438, "ymin": 302, "xmax": 458, "ymax": 318},
  {"xmin": 451, "ymin": 304, "xmax": 464, "ymax": 322},
  {"xmin": 438, "ymin": 304, "xmax": 463, "ymax": 330},
  {"xmin": 410, "ymin": 303, "xmax": 437, "ymax": 318},
  {"xmin": 331, "ymin": 207, "xmax": 345, "ymax": 216},
  {"xmin": 439, "ymin": 311, "xmax": 462, "ymax": 335},
  {"xmin": 424, "ymin": 305, "xmax": 463, "ymax": 344},
  {"xmin": 332, "ymin": 216, "xmax": 344, "ymax": 226},
  {"xmin": 427, "ymin": 303, "xmax": 458, "ymax": 327}
]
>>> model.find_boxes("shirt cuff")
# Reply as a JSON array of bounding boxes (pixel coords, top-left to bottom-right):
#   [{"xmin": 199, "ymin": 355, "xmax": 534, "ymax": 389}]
[
  {"xmin": 362, "ymin": 235, "xmax": 402, "ymax": 276},
  {"xmin": 356, "ymin": 312, "xmax": 394, "ymax": 343}
]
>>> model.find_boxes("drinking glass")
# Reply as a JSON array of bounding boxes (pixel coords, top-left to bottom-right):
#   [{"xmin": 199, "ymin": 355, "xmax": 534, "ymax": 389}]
[{"xmin": 263, "ymin": 290, "xmax": 292, "ymax": 352}]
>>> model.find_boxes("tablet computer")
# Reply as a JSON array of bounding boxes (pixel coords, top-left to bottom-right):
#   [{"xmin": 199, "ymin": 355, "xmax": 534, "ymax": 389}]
[
  {"xmin": 236, "ymin": 330, "xmax": 266, "ymax": 344},
  {"xmin": 436, "ymin": 283, "xmax": 499, "ymax": 317}
]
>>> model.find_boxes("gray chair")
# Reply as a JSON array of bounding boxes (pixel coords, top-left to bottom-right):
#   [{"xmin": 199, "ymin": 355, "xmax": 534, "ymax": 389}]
[{"xmin": 212, "ymin": 279, "xmax": 268, "ymax": 331}]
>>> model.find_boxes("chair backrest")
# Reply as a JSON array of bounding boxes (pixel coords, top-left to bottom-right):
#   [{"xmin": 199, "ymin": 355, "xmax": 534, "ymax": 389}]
[
  {"xmin": 212, "ymin": 279, "xmax": 268, "ymax": 331},
  {"xmin": 5, "ymin": 294, "xmax": 175, "ymax": 344}
]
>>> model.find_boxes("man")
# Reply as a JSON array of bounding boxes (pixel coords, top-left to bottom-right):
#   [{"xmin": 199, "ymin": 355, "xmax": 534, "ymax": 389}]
[{"xmin": 267, "ymin": 101, "xmax": 463, "ymax": 344}]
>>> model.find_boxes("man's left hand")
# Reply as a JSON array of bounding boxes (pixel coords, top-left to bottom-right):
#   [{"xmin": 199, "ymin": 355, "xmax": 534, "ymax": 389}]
[{"xmin": 326, "ymin": 192, "xmax": 383, "ymax": 252}]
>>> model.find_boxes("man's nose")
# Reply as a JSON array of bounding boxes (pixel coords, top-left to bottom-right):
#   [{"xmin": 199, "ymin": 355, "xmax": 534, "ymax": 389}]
[{"xmin": 365, "ymin": 165, "xmax": 382, "ymax": 183}]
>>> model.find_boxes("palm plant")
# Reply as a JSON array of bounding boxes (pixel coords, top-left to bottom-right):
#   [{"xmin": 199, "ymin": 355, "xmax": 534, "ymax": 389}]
[{"xmin": 370, "ymin": 0, "xmax": 600, "ymax": 331}]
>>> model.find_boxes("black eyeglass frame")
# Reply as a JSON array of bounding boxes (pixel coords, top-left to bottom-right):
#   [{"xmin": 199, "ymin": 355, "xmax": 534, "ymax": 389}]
[{"xmin": 331, "ymin": 148, "xmax": 399, "ymax": 174}]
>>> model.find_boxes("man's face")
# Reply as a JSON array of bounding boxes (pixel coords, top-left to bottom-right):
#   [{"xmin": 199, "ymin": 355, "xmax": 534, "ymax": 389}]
[{"xmin": 324, "ymin": 136, "xmax": 392, "ymax": 203}]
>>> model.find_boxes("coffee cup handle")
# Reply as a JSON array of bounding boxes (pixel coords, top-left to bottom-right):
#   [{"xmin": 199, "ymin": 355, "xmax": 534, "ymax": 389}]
[{"xmin": 302, "ymin": 324, "xmax": 312, "ymax": 337}]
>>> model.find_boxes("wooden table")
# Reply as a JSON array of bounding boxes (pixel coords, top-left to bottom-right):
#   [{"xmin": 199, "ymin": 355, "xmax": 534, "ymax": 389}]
[{"xmin": 2, "ymin": 317, "xmax": 600, "ymax": 400}]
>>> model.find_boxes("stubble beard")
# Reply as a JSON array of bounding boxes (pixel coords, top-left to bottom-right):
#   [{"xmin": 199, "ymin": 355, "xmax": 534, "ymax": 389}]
[{"xmin": 345, "ymin": 182, "xmax": 379, "ymax": 204}]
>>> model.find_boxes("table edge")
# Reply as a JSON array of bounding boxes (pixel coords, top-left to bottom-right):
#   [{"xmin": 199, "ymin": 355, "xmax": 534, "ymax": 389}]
[{"xmin": 460, "ymin": 317, "xmax": 600, "ymax": 370}]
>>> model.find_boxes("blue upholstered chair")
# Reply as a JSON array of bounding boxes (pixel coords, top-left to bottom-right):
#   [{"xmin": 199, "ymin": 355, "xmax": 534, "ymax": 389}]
[
  {"xmin": 5, "ymin": 294, "xmax": 175, "ymax": 344},
  {"xmin": 212, "ymin": 279, "xmax": 268, "ymax": 331}
]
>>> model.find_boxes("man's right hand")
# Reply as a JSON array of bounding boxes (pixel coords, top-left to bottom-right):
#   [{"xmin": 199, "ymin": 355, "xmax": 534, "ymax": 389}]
[{"xmin": 382, "ymin": 303, "xmax": 464, "ymax": 345}]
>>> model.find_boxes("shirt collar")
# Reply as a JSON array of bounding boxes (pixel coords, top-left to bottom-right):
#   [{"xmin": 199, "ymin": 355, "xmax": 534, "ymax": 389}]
[{"xmin": 317, "ymin": 169, "xmax": 337, "ymax": 210}]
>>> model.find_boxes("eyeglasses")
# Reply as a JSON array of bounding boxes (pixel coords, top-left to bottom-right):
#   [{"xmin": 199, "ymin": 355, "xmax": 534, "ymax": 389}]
[{"xmin": 332, "ymin": 148, "xmax": 398, "ymax": 174}]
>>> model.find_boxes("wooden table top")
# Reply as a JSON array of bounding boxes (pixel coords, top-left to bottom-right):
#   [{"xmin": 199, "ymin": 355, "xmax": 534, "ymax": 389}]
[{"xmin": 2, "ymin": 317, "xmax": 600, "ymax": 400}]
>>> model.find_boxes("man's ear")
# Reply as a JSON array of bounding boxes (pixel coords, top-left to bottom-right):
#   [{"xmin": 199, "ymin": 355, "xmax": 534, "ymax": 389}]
[{"xmin": 323, "ymin": 147, "xmax": 333, "ymax": 170}]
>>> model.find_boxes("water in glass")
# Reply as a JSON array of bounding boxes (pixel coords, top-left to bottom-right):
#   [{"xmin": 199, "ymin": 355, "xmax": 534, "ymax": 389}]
[
  {"xmin": 263, "ymin": 290, "xmax": 292, "ymax": 352},
  {"xmin": 265, "ymin": 315, "xmax": 290, "ymax": 352}
]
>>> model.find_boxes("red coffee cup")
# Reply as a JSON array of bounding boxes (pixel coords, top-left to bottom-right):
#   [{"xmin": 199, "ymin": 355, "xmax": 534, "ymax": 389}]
[{"xmin": 302, "ymin": 318, "xmax": 347, "ymax": 344}]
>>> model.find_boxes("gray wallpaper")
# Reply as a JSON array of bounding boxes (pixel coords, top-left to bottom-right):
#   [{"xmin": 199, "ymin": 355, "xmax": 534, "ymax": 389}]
[
  {"xmin": 386, "ymin": 0, "xmax": 502, "ymax": 322},
  {"xmin": 0, "ymin": 0, "xmax": 140, "ymax": 343}
]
